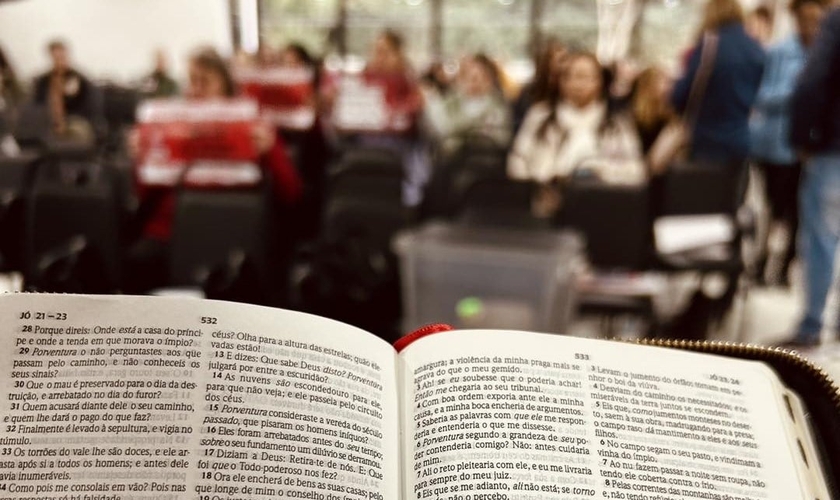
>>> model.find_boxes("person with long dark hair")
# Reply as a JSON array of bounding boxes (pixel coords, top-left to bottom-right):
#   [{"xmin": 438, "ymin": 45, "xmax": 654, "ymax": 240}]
[
  {"xmin": 509, "ymin": 53, "xmax": 641, "ymax": 181},
  {"xmin": 508, "ymin": 52, "xmax": 643, "ymax": 217},
  {"xmin": 512, "ymin": 38, "xmax": 567, "ymax": 134},
  {"xmin": 126, "ymin": 47, "xmax": 302, "ymax": 293}
]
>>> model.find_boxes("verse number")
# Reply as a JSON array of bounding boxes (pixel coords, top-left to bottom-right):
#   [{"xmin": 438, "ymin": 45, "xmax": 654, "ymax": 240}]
[
  {"xmin": 575, "ymin": 353, "xmax": 590, "ymax": 361},
  {"xmin": 200, "ymin": 317, "xmax": 218, "ymax": 325},
  {"xmin": 21, "ymin": 325, "xmax": 32, "ymax": 333}
]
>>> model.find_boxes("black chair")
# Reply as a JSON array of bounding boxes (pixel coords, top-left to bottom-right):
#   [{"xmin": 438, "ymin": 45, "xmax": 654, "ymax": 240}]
[
  {"xmin": 558, "ymin": 177, "xmax": 656, "ymax": 336},
  {"xmin": 46, "ymin": 136, "xmax": 99, "ymax": 162},
  {"xmin": 422, "ymin": 142, "xmax": 508, "ymax": 220},
  {"xmin": 169, "ymin": 187, "xmax": 273, "ymax": 304},
  {"xmin": 655, "ymin": 161, "xmax": 749, "ymax": 272},
  {"xmin": 291, "ymin": 153, "xmax": 407, "ymax": 340},
  {"xmin": 329, "ymin": 146, "xmax": 403, "ymax": 176},
  {"xmin": 0, "ymin": 152, "xmax": 41, "ymax": 271},
  {"xmin": 101, "ymin": 84, "xmax": 139, "ymax": 129},
  {"xmin": 14, "ymin": 104, "xmax": 51, "ymax": 150},
  {"xmin": 660, "ymin": 160, "xmax": 748, "ymax": 216},
  {"xmin": 453, "ymin": 176, "xmax": 551, "ymax": 230},
  {"xmin": 14, "ymin": 103, "xmax": 97, "ymax": 161},
  {"xmin": 100, "ymin": 84, "xmax": 140, "ymax": 158},
  {"xmin": 561, "ymin": 177, "xmax": 652, "ymax": 270},
  {"xmin": 654, "ymin": 161, "xmax": 752, "ymax": 340},
  {"xmin": 26, "ymin": 160, "xmax": 121, "ymax": 292},
  {"xmin": 323, "ymin": 155, "xmax": 408, "ymax": 243}
]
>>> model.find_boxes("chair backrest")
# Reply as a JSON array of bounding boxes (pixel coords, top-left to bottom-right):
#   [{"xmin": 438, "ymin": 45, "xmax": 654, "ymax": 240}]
[
  {"xmin": 14, "ymin": 104, "xmax": 51, "ymax": 148},
  {"xmin": 0, "ymin": 152, "xmax": 42, "ymax": 272},
  {"xmin": 45, "ymin": 135, "xmax": 98, "ymax": 162},
  {"xmin": 0, "ymin": 151, "xmax": 41, "ymax": 200},
  {"xmin": 324, "ymin": 154, "xmax": 406, "ymax": 244},
  {"xmin": 326, "ymin": 146, "xmax": 405, "ymax": 208},
  {"xmin": 0, "ymin": 110, "xmax": 10, "ymax": 138},
  {"xmin": 323, "ymin": 197, "xmax": 410, "ymax": 247},
  {"xmin": 423, "ymin": 143, "xmax": 508, "ymax": 219},
  {"xmin": 330, "ymin": 146, "xmax": 403, "ymax": 176},
  {"xmin": 660, "ymin": 161, "xmax": 747, "ymax": 216},
  {"xmin": 26, "ymin": 160, "xmax": 121, "ymax": 290},
  {"xmin": 560, "ymin": 178, "xmax": 651, "ymax": 270},
  {"xmin": 453, "ymin": 176, "xmax": 551, "ymax": 230},
  {"xmin": 101, "ymin": 84, "xmax": 140, "ymax": 128},
  {"xmin": 328, "ymin": 165, "xmax": 404, "ymax": 203},
  {"xmin": 169, "ymin": 188, "xmax": 272, "ymax": 296},
  {"xmin": 13, "ymin": 103, "xmax": 97, "ymax": 161}
]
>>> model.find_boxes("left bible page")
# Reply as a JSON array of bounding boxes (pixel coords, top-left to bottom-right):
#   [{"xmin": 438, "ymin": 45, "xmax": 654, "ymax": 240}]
[{"xmin": 0, "ymin": 294, "xmax": 399, "ymax": 500}]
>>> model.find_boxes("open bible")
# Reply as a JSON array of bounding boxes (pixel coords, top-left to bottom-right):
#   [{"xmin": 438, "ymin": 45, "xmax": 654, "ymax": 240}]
[{"xmin": 0, "ymin": 294, "xmax": 835, "ymax": 500}]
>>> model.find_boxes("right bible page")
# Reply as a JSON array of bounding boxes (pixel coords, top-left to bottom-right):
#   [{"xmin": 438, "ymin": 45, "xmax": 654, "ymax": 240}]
[{"xmin": 399, "ymin": 330, "xmax": 810, "ymax": 500}]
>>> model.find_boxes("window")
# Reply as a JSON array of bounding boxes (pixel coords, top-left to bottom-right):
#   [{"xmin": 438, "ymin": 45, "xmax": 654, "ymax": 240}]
[
  {"xmin": 260, "ymin": 0, "xmax": 339, "ymax": 56},
  {"xmin": 345, "ymin": 0, "xmax": 432, "ymax": 70},
  {"xmin": 540, "ymin": 0, "xmax": 599, "ymax": 53},
  {"xmin": 442, "ymin": 0, "xmax": 531, "ymax": 64},
  {"xmin": 257, "ymin": 0, "xmax": 702, "ymax": 74},
  {"xmin": 634, "ymin": 0, "xmax": 702, "ymax": 72}
]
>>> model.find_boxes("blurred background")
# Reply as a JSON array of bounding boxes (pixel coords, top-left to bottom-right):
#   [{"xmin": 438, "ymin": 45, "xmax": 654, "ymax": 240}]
[{"xmin": 0, "ymin": 0, "xmax": 838, "ymax": 379}]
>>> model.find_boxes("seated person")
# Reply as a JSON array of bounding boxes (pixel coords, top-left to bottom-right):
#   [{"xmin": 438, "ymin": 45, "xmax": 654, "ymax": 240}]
[
  {"xmin": 139, "ymin": 49, "xmax": 179, "ymax": 98},
  {"xmin": 126, "ymin": 47, "xmax": 303, "ymax": 293},
  {"xmin": 425, "ymin": 53, "xmax": 512, "ymax": 154},
  {"xmin": 630, "ymin": 66, "xmax": 675, "ymax": 158},
  {"xmin": 337, "ymin": 29, "xmax": 427, "ymax": 206},
  {"xmin": 508, "ymin": 52, "xmax": 643, "ymax": 215},
  {"xmin": 33, "ymin": 39, "xmax": 99, "ymax": 141}
]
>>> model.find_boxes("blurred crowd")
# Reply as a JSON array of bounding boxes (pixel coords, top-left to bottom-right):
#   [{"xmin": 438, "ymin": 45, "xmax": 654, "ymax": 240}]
[{"xmin": 1, "ymin": 0, "xmax": 839, "ymax": 345}]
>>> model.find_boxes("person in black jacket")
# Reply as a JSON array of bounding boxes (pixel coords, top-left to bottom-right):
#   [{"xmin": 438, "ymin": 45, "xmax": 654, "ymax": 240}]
[
  {"xmin": 787, "ymin": 6, "xmax": 840, "ymax": 347},
  {"xmin": 33, "ymin": 39, "xmax": 99, "ymax": 139}
]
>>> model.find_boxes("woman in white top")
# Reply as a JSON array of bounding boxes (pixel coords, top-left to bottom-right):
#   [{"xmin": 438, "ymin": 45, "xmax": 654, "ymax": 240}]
[{"xmin": 508, "ymin": 52, "xmax": 643, "ymax": 185}]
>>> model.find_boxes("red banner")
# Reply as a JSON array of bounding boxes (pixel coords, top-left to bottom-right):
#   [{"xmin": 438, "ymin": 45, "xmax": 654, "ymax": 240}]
[
  {"xmin": 235, "ymin": 68, "xmax": 316, "ymax": 130},
  {"xmin": 135, "ymin": 98, "xmax": 262, "ymax": 188}
]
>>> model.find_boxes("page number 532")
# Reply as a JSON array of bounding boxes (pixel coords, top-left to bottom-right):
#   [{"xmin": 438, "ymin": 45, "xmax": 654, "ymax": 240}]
[{"xmin": 200, "ymin": 317, "xmax": 218, "ymax": 325}]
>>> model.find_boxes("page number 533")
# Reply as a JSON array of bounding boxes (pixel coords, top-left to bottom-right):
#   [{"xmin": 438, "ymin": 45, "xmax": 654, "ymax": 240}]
[
  {"xmin": 200, "ymin": 317, "xmax": 218, "ymax": 325},
  {"xmin": 575, "ymin": 353, "xmax": 590, "ymax": 361}
]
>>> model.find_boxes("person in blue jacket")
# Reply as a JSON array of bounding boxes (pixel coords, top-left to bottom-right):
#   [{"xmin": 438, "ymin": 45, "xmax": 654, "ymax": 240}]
[
  {"xmin": 671, "ymin": 0, "xmax": 765, "ymax": 167},
  {"xmin": 787, "ymin": 5, "xmax": 840, "ymax": 347},
  {"xmin": 750, "ymin": 0, "xmax": 829, "ymax": 287}
]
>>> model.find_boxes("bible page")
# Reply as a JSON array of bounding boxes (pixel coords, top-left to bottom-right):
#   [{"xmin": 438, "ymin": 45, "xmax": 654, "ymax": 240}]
[
  {"xmin": 0, "ymin": 294, "xmax": 399, "ymax": 500},
  {"xmin": 400, "ymin": 330, "xmax": 808, "ymax": 500}
]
